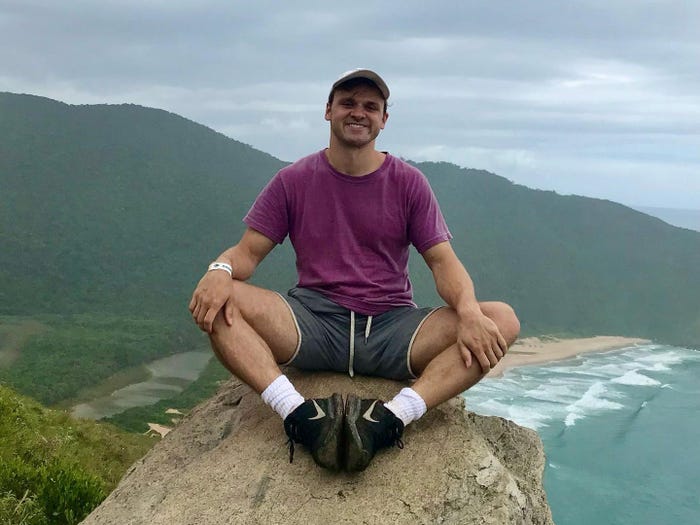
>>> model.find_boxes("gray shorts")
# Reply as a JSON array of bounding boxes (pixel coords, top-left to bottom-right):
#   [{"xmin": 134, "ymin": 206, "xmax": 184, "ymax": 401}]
[{"xmin": 277, "ymin": 287, "xmax": 442, "ymax": 381}]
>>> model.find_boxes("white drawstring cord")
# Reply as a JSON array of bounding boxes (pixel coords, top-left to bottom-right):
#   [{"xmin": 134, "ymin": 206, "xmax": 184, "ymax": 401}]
[
  {"xmin": 349, "ymin": 311, "xmax": 355, "ymax": 377},
  {"xmin": 350, "ymin": 313, "xmax": 374, "ymax": 377}
]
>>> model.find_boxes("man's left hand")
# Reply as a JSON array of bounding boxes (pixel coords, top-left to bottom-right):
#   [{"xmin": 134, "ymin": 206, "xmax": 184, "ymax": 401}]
[{"xmin": 456, "ymin": 311, "xmax": 507, "ymax": 373}]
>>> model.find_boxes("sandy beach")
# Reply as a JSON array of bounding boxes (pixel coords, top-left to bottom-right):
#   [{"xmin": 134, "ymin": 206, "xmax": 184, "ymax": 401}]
[{"xmin": 487, "ymin": 335, "xmax": 651, "ymax": 378}]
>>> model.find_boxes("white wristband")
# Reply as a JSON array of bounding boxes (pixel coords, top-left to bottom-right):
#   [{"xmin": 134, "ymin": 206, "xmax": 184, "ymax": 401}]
[{"xmin": 208, "ymin": 261, "xmax": 233, "ymax": 277}]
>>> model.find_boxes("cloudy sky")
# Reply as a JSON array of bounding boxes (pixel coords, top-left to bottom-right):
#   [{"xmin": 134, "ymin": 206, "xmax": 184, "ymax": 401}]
[{"xmin": 2, "ymin": 0, "xmax": 698, "ymax": 209}]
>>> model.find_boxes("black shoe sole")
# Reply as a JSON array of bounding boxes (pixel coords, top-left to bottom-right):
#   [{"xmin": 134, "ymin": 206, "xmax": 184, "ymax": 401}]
[
  {"xmin": 344, "ymin": 394, "xmax": 373, "ymax": 472},
  {"xmin": 311, "ymin": 393, "xmax": 344, "ymax": 471}
]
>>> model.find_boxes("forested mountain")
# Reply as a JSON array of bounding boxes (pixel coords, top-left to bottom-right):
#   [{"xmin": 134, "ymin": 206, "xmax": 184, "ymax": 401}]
[{"xmin": 1, "ymin": 92, "xmax": 699, "ymax": 347}]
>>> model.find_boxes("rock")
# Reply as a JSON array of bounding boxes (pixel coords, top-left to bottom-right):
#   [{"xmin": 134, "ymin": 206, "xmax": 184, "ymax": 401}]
[{"xmin": 82, "ymin": 370, "xmax": 553, "ymax": 525}]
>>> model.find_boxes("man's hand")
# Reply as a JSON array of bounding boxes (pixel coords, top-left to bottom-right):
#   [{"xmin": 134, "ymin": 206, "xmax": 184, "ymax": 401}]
[
  {"xmin": 188, "ymin": 270, "xmax": 235, "ymax": 334},
  {"xmin": 457, "ymin": 311, "xmax": 507, "ymax": 373}
]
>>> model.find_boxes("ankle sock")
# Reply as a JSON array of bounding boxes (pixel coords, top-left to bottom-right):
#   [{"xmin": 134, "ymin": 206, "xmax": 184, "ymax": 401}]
[
  {"xmin": 384, "ymin": 387, "xmax": 427, "ymax": 426},
  {"xmin": 261, "ymin": 375, "xmax": 305, "ymax": 420}
]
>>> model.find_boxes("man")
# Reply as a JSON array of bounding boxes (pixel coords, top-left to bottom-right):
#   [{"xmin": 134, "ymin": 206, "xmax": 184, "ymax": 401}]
[{"xmin": 189, "ymin": 68, "xmax": 520, "ymax": 472}]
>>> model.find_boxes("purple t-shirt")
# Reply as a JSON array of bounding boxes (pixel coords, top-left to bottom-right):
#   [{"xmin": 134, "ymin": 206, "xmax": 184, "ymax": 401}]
[{"xmin": 243, "ymin": 150, "xmax": 452, "ymax": 315}]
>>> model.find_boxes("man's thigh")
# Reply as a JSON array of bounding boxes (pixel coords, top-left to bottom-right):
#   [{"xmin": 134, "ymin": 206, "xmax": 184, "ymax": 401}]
[
  {"xmin": 229, "ymin": 280, "xmax": 300, "ymax": 364},
  {"xmin": 409, "ymin": 301, "xmax": 519, "ymax": 375},
  {"xmin": 408, "ymin": 307, "xmax": 459, "ymax": 376}
]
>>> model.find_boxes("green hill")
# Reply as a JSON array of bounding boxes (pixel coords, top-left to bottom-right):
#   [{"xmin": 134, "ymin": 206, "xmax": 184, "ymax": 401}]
[
  {"xmin": 0, "ymin": 92, "xmax": 288, "ymax": 316},
  {"xmin": 0, "ymin": 384, "xmax": 153, "ymax": 524},
  {"xmin": 1, "ymin": 91, "xmax": 698, "ymax": 361},
  {"xmin": 409, "ymin": 161, "xmax": 700, "ymax": 346}
]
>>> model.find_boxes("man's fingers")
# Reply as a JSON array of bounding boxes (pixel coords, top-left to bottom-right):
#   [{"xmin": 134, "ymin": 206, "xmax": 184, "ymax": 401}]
[
  {"xmin": 459, "ymin": 342, "xmax": 473, "ymax": 368},
  {"xmin": 224, "ymin": 301, "xmax": 234, "ymax": 326},
  {"xmin": 487, "ymin": 346, "xmax": 499, "ymax": 367},
  {"xmin": 493, "ymin": 341, "xmax": 504, "ymax": 360},
  {"xmin": 202, "ymin": 309, "xmax": 217, "ymax": 334},
  {"xmin": 465, "ymin": 350, "xmax": 472, "ymax": 368},
  {"xmin": 188, "ymin": 295, "xmax": 196, "ymax": 313},
  {"xmin": 497, "ymin": 332, "xmax": 508, "ymax": 356},
  {"xmin": 192, "ymin": 303, "xmax": 202, "ymax": 321},
  {"xmin": 476, "ymin": 350, "xmax": 491, "ymax": 373}
]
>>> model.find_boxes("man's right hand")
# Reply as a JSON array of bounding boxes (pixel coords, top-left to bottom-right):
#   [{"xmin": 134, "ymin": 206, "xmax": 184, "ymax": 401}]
[{"xmin": 188, "ymin": 270, "xmax": 235, "ymax": 334}]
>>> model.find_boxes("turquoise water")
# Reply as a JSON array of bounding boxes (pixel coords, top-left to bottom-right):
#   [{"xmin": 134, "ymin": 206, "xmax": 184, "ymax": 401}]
[{"xmin": 464, "ymin": 343, "xmax": 700, "ymax": 525}]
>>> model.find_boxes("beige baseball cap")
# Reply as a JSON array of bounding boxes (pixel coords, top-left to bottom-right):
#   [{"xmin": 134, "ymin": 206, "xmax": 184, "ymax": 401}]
[{"xmin": 330, "ymin": 68, "xmax": 390, "ymax": 99}]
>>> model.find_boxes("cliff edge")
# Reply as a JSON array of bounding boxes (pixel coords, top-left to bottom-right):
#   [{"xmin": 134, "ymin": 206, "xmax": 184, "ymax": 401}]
[{"xmin": 82, "ymin": 370, "xmax": 553, "ymax": 524}]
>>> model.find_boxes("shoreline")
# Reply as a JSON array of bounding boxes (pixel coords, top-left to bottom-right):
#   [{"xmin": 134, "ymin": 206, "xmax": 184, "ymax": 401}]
[{"xmin": 487, "ymin": 335, "xmax": 651, "ymax": 378}]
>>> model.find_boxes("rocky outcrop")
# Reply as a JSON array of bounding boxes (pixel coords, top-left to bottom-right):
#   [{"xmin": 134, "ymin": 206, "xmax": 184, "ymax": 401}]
[{"xmin": 82, "ymin": 370, "xmax": 553, "ymax": 525}]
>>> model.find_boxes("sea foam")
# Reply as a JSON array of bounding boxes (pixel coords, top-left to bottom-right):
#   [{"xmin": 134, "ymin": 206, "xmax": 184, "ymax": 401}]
[
  {"xmin": 464, "ymin": 344, "xmax": 696, "ymax": 431},
  {"xmin": 611, "ymin": 370, "xmax": 661, "ymax": 386}
]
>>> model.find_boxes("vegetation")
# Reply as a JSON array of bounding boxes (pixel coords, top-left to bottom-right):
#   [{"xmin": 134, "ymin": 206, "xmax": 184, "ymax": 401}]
[
  {"xmin": 2, "ymin": 92, "xmax": 698, "ymax": 350},
  {"xmin": 1, "ymin": 85, "xmax": 699, "ymax": 522},
  {"xmin": 0, "ymin": 315, "xmax": 202, "ymax": 405},
  {"xmin": 409, "ymin": 161, "xmax": 700, "ymax": 346},
  {"xmin": 0, "ymin": 385, "xmax": 154, "ymax": 524}
]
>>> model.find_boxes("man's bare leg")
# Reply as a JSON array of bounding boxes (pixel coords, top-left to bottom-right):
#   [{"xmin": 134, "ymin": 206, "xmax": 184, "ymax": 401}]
[
  {"xmin": 408, "ymin": 301, "xmax": 520, "ymax": 409},
  {"xmin": 208, "ymin": 280, "xmax": 298, "ymax": 393},
  {"xmin": 208, "ymin": 281, "xmax": 345, "ymax": 470}
]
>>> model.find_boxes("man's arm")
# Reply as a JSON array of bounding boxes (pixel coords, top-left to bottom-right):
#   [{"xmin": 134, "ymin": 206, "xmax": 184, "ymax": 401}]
[
  {"xmin": 421, "ymin": 241, "xmax": 507, "ymax": 372},
  {"xmin": 189, "ymin": 227, "xmax": 276, "ymax": 333}
]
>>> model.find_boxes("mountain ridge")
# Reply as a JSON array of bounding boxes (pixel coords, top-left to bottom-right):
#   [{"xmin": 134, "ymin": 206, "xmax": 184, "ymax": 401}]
[{"xmin": 1, "ymin": 91, "xmax": 698, "ymax": 348}]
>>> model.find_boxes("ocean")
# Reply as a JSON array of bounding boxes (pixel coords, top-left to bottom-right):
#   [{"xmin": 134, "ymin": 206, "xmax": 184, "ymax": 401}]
[{"xmin": 463, "ymin": 343, "xmax": 700, "ymax": 525}]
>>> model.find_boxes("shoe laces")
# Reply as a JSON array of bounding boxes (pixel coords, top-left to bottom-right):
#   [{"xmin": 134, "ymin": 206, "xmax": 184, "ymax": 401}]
[
  {"xmin": 285, "ymin": 420, "xmax": 309, "ymax": 463},
  {"xmin": 375, "ymin": 418, "xmax": 404, "ymax": 450}
]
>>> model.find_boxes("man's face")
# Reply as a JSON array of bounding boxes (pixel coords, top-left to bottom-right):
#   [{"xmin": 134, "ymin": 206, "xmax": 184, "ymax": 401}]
[{"xmin": 325, "ymin": 83, "xmax": 389, "ymax": 149}]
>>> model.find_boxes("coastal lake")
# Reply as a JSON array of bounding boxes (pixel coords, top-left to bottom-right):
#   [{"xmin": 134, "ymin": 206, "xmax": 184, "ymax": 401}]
[{"xmin": 71, "ymin": 350, "xmax": 212, "ymax": 420}]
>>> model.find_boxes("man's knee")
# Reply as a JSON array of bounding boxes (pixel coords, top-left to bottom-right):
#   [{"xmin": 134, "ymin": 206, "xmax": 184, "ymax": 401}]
[
  {"xmin": 210, "ymin": 306, "xmax": 239, "ymax": 341},
  {"xmin": 482, "ymin": 301, "xmax": 520, "ymax": 346}
]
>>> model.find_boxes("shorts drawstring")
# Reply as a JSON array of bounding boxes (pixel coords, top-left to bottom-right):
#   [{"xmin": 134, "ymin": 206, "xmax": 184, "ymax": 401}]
[
  {"xmin": 349, "ymin": 311, "xmax": 356, "ymax": 377},
  {"xmin": 365, "ymin": 315, "xmax": 373, "ymax": 343},
  {"xmin": 349, "ymin": 313, "xmax": 374, "ymax": 377}
]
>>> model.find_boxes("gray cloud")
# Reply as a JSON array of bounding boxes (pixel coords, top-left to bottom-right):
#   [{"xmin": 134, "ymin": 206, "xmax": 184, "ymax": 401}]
[{"xmin": 1, "ymin": 0, "xmax": 698, "ymax": 208}]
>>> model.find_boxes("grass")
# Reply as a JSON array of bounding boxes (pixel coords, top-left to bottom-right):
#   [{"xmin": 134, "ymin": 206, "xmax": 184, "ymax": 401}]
[
  {"xmin": 0, "ymin": 314, "xmax": 203, "ymax": 405},
  {"xmin": 0, "ymin": 385, "xmax": 155, "ymax": 524}
]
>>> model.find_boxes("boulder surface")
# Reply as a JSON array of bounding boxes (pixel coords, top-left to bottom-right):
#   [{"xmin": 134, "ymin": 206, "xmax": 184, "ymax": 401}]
[{"xmin": 82, "ymin": 370, "xmax": 553, "ymax": 524}]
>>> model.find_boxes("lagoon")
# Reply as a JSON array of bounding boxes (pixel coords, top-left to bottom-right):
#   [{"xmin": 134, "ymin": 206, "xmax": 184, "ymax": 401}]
[{"xmin": 71, "ymin": 350, "xmax": 212, "ymax": 420}]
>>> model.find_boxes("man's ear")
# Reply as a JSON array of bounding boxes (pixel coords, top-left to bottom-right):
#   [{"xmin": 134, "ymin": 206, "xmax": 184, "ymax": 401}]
[
  {"xmin": 324, "ymin": 102, "xmax": 331, "ymax": 121},
  {"xmin": 380, "ymin": 112, "xmax": 389, "ymax": 129}
]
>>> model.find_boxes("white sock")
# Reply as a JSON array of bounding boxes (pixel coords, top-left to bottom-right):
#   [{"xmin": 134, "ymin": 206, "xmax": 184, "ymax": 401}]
[
  {"xmin": 260, "ymin": 375, "xmax": 305, "ymax": 420},
  {"xmin": 384, "ymin": 387, "xmax": 427, "ymax": 426}
]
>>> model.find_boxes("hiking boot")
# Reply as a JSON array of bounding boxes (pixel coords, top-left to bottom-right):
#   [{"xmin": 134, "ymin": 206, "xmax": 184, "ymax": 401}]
[
  {"xmin": 284, "ymin": 393, "xmax": 344, "ymax": 470},
  {"xmin": 344, "ymin": 394, "xmax": 404, "ymax": 472}
]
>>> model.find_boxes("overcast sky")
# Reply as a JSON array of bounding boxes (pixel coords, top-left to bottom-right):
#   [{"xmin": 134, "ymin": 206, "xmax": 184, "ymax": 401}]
[{"xmin": 1, "ymin": 0, "xmax": 698, "ymax": 209}]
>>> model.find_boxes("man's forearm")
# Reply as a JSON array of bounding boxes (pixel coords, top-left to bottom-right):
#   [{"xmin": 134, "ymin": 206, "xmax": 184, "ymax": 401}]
[
  {"xmin": 209, "ymin": 228, "xmax": 276, "ymax": 282},
  {"xmin": 212, "ymin": 245, "xmax": 257, "ymax": 281},
  {"xmin": 422, "ymin": 242, "xmax": 482, "ymax": 319},
  {"xmin": 432, "ymin": 258, "xmax": 481, "ymax": 318}
]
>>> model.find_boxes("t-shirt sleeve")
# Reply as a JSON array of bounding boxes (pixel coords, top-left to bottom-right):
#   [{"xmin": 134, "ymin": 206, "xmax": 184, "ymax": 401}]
[
  {"xmin": 243, "ymin": 173, "xmax": 289, "ymax": 244},
  {"xmin": 408, "ymin": 171, "xmax": 453, "ymax": 253}
]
